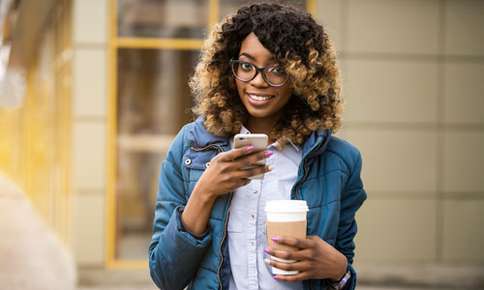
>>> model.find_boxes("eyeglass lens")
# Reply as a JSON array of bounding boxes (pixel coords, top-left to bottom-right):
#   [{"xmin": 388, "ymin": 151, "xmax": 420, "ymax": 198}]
[{"xmin": 232, "ymin": 61, "xmax": 287, "ymax": 86}]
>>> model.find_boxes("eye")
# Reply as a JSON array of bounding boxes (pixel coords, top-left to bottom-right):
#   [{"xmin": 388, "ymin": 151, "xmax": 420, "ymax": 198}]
[
  {"xmin": 269, "ymin": 65, "xmax": 285, "ymax": 76},
  {"xmin": 239, "ymin": 62, "xmax": 254, "ymax": 72}
]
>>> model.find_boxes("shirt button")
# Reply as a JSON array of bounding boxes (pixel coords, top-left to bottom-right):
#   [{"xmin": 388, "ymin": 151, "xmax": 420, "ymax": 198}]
[
  {"xmin": 184, "ymin": 158, "xmax": 192, "ymax": 165},
  {"xmin": 253, "ymin": 190, "xmax": 258, "ymax": 194},
  {"xmin": 205, "ymin": 162, "xmax": 210, "ymax": 168},
  {"xmin": 251, "ymin": 214, "xmax": 255, "ymax": 219}
]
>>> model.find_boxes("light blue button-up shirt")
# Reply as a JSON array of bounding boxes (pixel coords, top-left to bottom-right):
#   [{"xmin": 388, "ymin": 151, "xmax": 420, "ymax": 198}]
[{"xmin": 228, "ymin": 126, "xmax": 303, "ymax": 290}]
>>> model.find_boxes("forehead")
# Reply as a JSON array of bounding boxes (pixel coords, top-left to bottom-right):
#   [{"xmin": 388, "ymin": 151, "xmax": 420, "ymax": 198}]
[{"xmin": 239, "ymin": 32, "xmax": 275, "ymax": 62}]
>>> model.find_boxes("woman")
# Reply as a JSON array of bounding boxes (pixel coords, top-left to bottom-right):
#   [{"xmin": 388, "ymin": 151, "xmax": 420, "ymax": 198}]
[{"xmin": 149, "ymin": 3, "xmax": 366, "ymax": 290}]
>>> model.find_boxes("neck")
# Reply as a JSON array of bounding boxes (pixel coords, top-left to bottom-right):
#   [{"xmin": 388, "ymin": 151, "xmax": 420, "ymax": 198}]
[{"xmin": 246, "ymin": 115, "xmax": 280, "ymax": 141}]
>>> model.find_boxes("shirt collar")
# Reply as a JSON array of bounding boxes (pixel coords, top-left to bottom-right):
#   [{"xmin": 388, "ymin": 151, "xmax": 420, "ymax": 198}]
[{"xmin": 240, "ymin": 125, "xmax": 300, "ymax": 152}]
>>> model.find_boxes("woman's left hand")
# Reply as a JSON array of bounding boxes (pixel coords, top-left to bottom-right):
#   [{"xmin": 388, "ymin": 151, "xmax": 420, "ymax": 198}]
[{"xmin": 264, "ymin": 236, "xmax": 347, "ymax": 282}]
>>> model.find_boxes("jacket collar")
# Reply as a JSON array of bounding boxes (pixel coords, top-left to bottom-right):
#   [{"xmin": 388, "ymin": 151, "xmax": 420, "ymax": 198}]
[
  {"xmin": 189, "ymin": 116, "xmax": 332, "ymax": 157},
  {"xmin": 189, "ymin": 117, "xmax": 230, "ymax": 148},
  {"xmin": 301, "ymin": 126, "xmax": 332, "ymax": 159}
]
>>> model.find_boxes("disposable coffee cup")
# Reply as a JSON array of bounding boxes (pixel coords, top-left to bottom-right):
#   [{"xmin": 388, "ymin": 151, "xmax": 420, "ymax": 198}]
[{"xmin": 265, "ymin": 200, "xmax": 308, "ymax": 275}]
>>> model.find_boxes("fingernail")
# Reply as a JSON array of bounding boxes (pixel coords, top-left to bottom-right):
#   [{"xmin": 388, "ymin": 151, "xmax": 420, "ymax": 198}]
[
  {"xmin": 245, "ymin": 145, "xmax": 255, "ymax": 152},
  {"xmin": 267, "ymin": 165, "xmax": 273, "ymax": 171},
  {"xmin": 264, "ymin": 151, "xmax": 273, "ymax": 157},
  {"xmin": 264, "ymin": 247, "xmax": 271, "ymax": 253},
  {"xmin": 272, "ymin": 236, "xmax": 281, "ymax": 242},
  {"xmin": 264, "ymin": 258, "xmax": 271, "ymax": 264}
]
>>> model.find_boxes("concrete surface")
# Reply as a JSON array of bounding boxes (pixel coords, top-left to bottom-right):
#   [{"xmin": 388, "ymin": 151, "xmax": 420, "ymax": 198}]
[{"xmin": 78, "ymin": 286, "xmax": 484, "ymax": 290}]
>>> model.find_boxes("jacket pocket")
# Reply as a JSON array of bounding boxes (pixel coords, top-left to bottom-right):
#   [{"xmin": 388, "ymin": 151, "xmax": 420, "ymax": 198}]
[
  {"xmin": 307, "ymin": 200, "xmax": 339, "ymax": 241},
  {"xmin": 183, "ymin": 151, "xmax": 213, "ymax": 195},
  {"xmin": 183, "ymin": 147, "xmax": 218, "ymax": 172},
  {"xmin": 188, "ymin": 168, "xmax": 205, "ymax": 182}
]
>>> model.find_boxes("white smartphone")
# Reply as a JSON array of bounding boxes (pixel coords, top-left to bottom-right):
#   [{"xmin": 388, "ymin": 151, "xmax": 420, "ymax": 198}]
[{"xmin": 233, "ymin": 133, "xmax": 269, "ymax": 179}]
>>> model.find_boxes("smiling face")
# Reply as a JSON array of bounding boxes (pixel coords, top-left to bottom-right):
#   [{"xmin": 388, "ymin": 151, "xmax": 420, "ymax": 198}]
[{"xmin": 235, "ymin": 32, "xmax": 293, "ymax": 132}]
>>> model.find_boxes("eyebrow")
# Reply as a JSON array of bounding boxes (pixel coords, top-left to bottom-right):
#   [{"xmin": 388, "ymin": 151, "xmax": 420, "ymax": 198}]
[{"xmin": 239, "ymin": 52, "xmax": 275, "ymax": 62}]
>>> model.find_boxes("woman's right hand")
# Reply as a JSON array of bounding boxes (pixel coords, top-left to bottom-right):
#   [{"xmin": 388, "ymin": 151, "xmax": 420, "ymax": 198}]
[
  {"xmin": 182, "ymin": 145, "xmax": 271, "ymax": 236},
  {"xmin": 192, "ymin": 145, "xmax": 272, "ymax": 201}
]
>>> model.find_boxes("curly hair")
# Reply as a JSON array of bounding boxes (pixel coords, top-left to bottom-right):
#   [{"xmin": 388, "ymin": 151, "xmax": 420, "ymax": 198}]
[{"xmin": 190, "ymin": 2, "xmax": 343, "ymax": 147}]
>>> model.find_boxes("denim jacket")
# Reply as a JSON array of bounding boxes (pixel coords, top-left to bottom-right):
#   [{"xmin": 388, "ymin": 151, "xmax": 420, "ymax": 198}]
[{"xmin": 149, "ymin": 117, "xmax": 367, "ymax": 290}]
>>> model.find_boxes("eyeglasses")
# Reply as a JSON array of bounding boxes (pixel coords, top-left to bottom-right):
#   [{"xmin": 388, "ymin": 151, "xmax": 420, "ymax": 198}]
[{"xmin": 230, "ymin": 59, "xmax": 288, "ymax": 87}]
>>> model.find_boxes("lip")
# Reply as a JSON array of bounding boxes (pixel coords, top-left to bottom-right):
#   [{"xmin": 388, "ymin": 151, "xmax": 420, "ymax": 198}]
[{"xmin": 246, "ymin": 92, "xmax": 275, "ymax": 107}]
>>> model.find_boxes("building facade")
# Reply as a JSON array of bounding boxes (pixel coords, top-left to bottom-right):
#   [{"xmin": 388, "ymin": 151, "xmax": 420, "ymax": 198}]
[{"xmin": 0, "ymin": 0, "xmax": 483, "ymax": 287}]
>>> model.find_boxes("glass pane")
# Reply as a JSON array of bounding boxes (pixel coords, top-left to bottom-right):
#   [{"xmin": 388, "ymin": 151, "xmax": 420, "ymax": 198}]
[
  {"xmin": 116, "ymin": 48, "xmax": 199, "ymax": 260},
  {"xmin": 220, "ymin": 0, "xmax": 307, "ymax": 20},
  {"xmin": 118, "ymin": 0, "xmax": 210, "ymax": 38}
]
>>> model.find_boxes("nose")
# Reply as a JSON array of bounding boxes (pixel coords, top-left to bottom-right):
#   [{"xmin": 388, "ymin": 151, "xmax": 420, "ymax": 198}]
[{"xmin": 250, "ymin": 71, "xmax": 270, "ymax": 88}]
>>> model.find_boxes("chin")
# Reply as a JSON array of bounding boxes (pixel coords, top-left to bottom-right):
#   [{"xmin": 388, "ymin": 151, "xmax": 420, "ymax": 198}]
[{"xmin": 246, "ymin": 109, "xmax": 277, "ymax": 119}]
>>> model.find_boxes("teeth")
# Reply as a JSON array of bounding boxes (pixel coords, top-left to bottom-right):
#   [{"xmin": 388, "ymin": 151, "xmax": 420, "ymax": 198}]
[{"xmin": 249, "ymin": 94, "xmax": 273, "ymax": 101}]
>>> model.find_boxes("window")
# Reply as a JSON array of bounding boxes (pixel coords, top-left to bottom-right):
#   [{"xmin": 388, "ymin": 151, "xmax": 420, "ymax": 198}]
[{"xmin": 108, "ymin": 0, "xmax": 314, "ymax": 266}]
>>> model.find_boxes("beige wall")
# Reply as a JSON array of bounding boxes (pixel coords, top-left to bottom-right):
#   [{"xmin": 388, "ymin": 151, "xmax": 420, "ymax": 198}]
[
  {"xmin": 69, "ymin": 0, "xmax": 484, "ymax": 283},
  {"xmin": 316, "ymin": 0, "xmax": 484, "ymax": 272},
  {"xmin": 70, "ymin": 0, "xmax": 107, "ymax": 265}
]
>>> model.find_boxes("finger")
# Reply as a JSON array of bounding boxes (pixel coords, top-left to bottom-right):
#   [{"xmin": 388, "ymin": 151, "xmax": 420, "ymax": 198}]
[
  {"xmin": 222, "ymin": 166, "xmax": 269, "ymax": 188},
  {"xmin": 293, "ymin": 249, "xmax": 314, "ymax": 261},
  {"xmin": 241, "ymin": 165, "xmax": 271, "ymax": 178},
  {"xmin": 270, "ymin": 248, "xmax": 313, "ymax": 261},
  {"xmin": 224, "ymin": 149, "xmax": 269, "ymax": 171},
  {"xmin": 236, "ymin": 149, "xmax": 271, "ymax": 165},
  {"xmin": 230, "ymin": 163, "xmax": 270, "ymax": 178},
  {"xmin": 231, "ymin": 169, "xmax": 256, "ymax": 180},
  {"xmin": 273, "ymin": 272, "xmax": 309, "ymax": 282},
  {"xmin": 219, "ymin": 145, "xmax": 256, "ymax": 162},
  {"xmin": 267, "ymin": 248, "xmax": 314, "ymax": 263},
  {"xmin": 236, "ymin": 178, "xmax": 251, "ymax": 187},
  {"xmin": 264, "ymin": 258, "xmax": 311, "ymax": 272},
  {"xmin": 267, "ymin": 248, "xmax": 294, "ymax": 261},
  {"xmin": 271, "ymin": 236, "xmax": 316, "ymax": 249}
]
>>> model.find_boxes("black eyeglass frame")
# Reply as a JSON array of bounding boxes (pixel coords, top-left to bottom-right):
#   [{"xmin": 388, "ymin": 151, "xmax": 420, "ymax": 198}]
[{"xmin": 229, "ymin": 59, "xmax": 289, "ymax": 87}]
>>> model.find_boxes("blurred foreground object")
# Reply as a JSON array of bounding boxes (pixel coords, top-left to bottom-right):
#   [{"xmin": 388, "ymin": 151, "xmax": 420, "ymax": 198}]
[
  {"xmin": 0, "ymin": 64, "xmax": 25, "ymax": 108},
  {"xmin": 0, "ymin": 174, "xmax": 76, "ymax": 290},
  {"xmin": 0, "ymin": 0, "xmax": 25, "ymax": 108},
  {"xmin": 0, "ymin": 43, "xmax": 25, "ymax": 108}
]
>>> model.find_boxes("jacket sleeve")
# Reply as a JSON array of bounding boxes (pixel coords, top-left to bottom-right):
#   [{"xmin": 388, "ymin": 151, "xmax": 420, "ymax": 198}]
[
  {"xmin": 148, "ymin": 126, "xmax": 212, "ymax": 290},
  {"xmin": 335, "ymin": 150, "xmax": 367, "ymax": 290}
]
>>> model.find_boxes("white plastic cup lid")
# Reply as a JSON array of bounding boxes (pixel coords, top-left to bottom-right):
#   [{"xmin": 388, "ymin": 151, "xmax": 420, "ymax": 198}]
[{"xmin": 265, "ymin": 200, "xmax": 308, "ymax": 213}]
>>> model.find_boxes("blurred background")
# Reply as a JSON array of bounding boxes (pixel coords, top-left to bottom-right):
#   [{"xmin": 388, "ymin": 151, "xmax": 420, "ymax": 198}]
[{"xmin": 0, "ymin": 0, "xmax": 483, "ymax": 289}]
